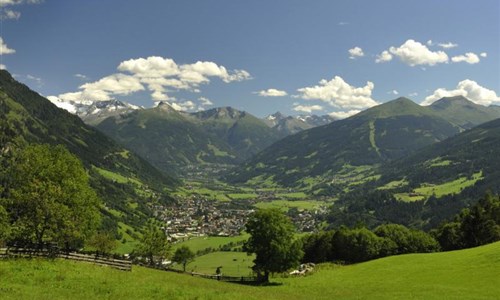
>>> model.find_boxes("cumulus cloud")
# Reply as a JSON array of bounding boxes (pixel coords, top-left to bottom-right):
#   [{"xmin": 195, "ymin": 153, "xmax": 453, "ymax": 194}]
[
  {"xmin": 348, "ymin": 47, "xmax": 364, "ymax": 59},
  {"xmin": 422, "ymin": 79, "xmax": 500, "ymax": 106},
  {"xmin": 296, "ymin": 76, "xmax": 378, "ymax": 110},
  {"xmin": 480, "ymin": 52, "xmax": 487, "ymax": 58},
  {"xmin": 256, "ymin": 88, "xmax": 287, "ymax": 97},
  {"xmin": 50, "ymin": 56, "xmax": 251, "ymax": 105},
  {"xmin": 438, "ymin": 42, "xmax": 458, "ymax": 49},
  {"xmin": 80, "ymin": 74, "xmax": 144, "ymax": 95},
  {"xmin": 375, "ymin": 50, "xmax": 392, "ymax": 63},
  {"xmin": 0, "ymin": 64, "xmax": 6, "ymax": 70},
  {"xmin": 0, "ymin": 0, "xmax": 42, "ymax": 21},
  {"xmin": 0, "ymin": 37, "xmax": 15, "ymax": 54},
  {"xmin": 328, "ymin": 109, "xmax": 360, "ymax": 119},
  {"xmin": 379, "ymin": 39, "xmax": 449, "ymax": 66},
  {"xmin": 451, "ymin": 52, "xmax": 480, "ymax": 64},
  {"xmin": 293, "ymin": 104, "xmax": 323, "ymax": 113}
]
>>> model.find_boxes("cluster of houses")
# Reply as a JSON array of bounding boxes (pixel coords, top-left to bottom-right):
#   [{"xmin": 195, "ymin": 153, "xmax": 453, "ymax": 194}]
[{"xmin": 152, "ymin": 195, "xmax": 253, "ymax": 241}]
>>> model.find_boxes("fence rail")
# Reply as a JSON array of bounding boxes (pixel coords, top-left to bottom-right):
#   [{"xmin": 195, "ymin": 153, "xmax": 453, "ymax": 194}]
[{"xmin": 0, "ymin": 247, "xmax": 132, "ymax": 271}]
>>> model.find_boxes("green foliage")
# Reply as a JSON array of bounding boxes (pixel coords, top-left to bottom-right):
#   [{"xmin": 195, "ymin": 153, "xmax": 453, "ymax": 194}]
[
  {"xmin": 0, "ymin": 205, "xmax": 10, "ymax": 246},
  {"xmin": 301, "ymin": 224, "xmax": 439, "ymax": 265},
  {"xmin": 434, "ymin": 193, "xmax": 500, "ymax": 250},
  {"xmin": 373, "ymin": 224, "xmax": 440, "ymax": 254},
  {"xmin": 244, "ymin": 209, "xmax": 303, "ymax": 281},
  {"xmin": 172, "ymin": 245, "xmax": 195, "ymax": 272},
  {"xmin": 88, "ymin": 232, "xmax": 117, "ymax": 257},
  {"xmin": 134, "ymin": 226, "xmax": 170, "ymax": 266},
  {"xmin": 3, "ymin": 144, "xmax": 101, "ymax": 249}
]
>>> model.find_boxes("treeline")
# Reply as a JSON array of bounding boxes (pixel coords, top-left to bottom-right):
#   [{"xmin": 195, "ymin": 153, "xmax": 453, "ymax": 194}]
[
  {"xmin": 302, "ymin": 193, "xmax": 500, "ymax": 265},
  {"xmin": 433, "ymin": 193, "xmax": 500, "ymax": 251},
  {"xmin": 301, "ymin": 224, "xmax": 439, "ymax": 264}
]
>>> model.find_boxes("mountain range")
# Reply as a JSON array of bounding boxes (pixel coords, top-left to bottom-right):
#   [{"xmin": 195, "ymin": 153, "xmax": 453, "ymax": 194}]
[{"xmin": 227, "ymin": 96, "xmax": 500, "ymax": 188}]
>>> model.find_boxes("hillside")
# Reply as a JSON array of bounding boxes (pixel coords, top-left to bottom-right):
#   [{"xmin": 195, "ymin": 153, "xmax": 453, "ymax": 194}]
[
  {"xmin": 0, "ymin": 70, "xmax": 178, "ymax": 246},
  {"xmin": 380, "ymin": 116, "xmax": 500, "ymax": 197},
  {"xmin": 228, "ymin": 97, "xmax": 461, "ymax": 188},
  {"xmin": 1, "ymin": 242, "xmax": 499, "ymax": 299}
]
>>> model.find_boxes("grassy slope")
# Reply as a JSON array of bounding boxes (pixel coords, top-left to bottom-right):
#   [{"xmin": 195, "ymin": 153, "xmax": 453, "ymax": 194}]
[{"xmin": 1, "ymin": 242, "xmax": 499, "ymax": 299}]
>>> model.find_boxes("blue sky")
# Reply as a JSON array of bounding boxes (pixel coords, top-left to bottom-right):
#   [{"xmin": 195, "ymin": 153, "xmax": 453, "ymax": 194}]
[{"xmin": 2, "ymin": 0, "xmax": 499, "ymax": 118}]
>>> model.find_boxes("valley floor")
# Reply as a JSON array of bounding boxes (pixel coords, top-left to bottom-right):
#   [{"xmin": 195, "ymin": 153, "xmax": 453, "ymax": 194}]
[{"xmin": 1, "ymin": 242, "xmax": 499, "ymax": 299}]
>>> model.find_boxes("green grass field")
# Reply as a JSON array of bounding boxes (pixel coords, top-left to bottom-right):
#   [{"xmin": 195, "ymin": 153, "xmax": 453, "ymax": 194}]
[
  {"xmin": 171, "ymin": 251, "xmax": 255, "ymax": 276},
  {"xmin": 172, "ymin": 234, "xmax": 249, "ymax": 253},
  {"xmin": 394, "ymin": 171, "xmax": 483, "ymax": 202},
  {"xmin": 1, "ymin": 242, "xmax": 499, "ymax": 299}
]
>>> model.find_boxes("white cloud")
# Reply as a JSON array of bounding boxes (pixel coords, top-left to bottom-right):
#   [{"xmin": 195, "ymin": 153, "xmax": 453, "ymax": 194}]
[
  {"xmin": 52, "ymin": 56, "xmax": 251, "ymax": 104},
  {"xmin": 118, "ymin": 56, "xmax": 179, "ymax": 78},
  {"xmin": 74, "ymin": 73, "xmax": 89, "ymax": 80},
  {"xmin": 375, "ymin": 50, "xmax": 392, "ymax": 63},
  {"xmin": 480, "ymin": 52, "xmax": 487, "ymax": 58},
  {"xmin": 296, "ymin": 76, "xmax": 378, "ymax": 110},
  {"xmin": 0, "ymin": 64, "xmax": 6, "ymax": 70},
  {"xmin": 387, "ymin": 90, "xmax": 399, "ymax": 95},
  {"xmin": 1, "ymin": 9, "xmax": 20, "ymax": 19},
  {"xmin": 118, "ymin": 56, "xmax": 251, "ymax": 100},
  {"xmin": 409, "ymin": 92, "xmax": 418, "ymax": 97},
  {"xmin": 438, "ymin": 42, "xmax": 458, "ymax": 49},
  {"xmin": 422, "ymin": 79, "xmax": 500, "ymax": 106},
  {"xmin": 381, "ymin": 39, "xmax": 449, "ymax": 66},
  {"xmin": 256, "ymin": 88, "xmax": 287, "ymax": 97},
  {"xmin": 0, "ymin": 37, "xmax": 15, "ymax": 54},
  {"xmin": 451, "ymin": 52, "xmax": 480, "ymax": 64},
  {"xmin": 80, "ymin": 73, "xmax": 144, "ymax": 95},
  {"xmin": 293, "ymin": 104, "xmax": 323, "ymax": 113},
  {"xmin": 198, "ymin": 96, "xmax": 213, "ymax": 107},
  {"xmin": 426, "ymin": 40, "xmax": 433, "ymax": 46},
  {"xmin": 338, "ymin": 21, "xmax": 349, "ymax": 26},
  {"xmin": 348, "ymin": 47, "xmax": 364, "ymax": 59},
  {"xmin": 328, "ymin": 109, "xmax": 360, "ymax": 119}
]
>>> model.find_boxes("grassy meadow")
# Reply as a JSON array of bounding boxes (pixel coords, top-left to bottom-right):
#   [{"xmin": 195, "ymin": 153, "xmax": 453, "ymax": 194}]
[{"xmin": 1, "ymin": 241, "xmax": 499, "ymax": 299}]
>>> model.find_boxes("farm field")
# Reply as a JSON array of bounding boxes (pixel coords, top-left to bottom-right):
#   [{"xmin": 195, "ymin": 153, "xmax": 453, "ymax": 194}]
[
  {"xmin": 172, "ymin": 234, "xmax": 250, "ymax": 253},
  {"xmin": 170, "ymin": 251, "xmax": 255, "ymax": 276},
  {"xmin": 1, "ymin": 242, "xmax": 499, "ymax": 299}
]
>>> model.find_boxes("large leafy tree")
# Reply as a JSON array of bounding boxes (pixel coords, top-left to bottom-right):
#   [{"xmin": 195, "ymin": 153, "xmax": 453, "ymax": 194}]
[
  {"xmin": 244, "ymin": 208, "xmax": 303, "ymax": 282},
  {"xmin": 134, "ymin": 226, "xmax": 170, "ymax": 266},
  {"xmin": 2, "ymin": 144, "xmax": 101, "ymax": 249}
]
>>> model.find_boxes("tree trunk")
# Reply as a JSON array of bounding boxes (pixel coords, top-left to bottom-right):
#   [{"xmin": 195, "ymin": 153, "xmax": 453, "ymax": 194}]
[{"xmin": 263, "ymin": 271, "xmax": 270, "ymax": 282}]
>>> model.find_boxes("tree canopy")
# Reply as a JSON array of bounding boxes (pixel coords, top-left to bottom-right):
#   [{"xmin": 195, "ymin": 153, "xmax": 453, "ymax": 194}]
[
  {"xmin": 134, "ymin": 225, "xmax": 170, "ymax": 266},
  {"xmin": 1, "ymin": 144, "xmax": 101, "ymax": 249},
  {"xmin": 172, "ymin": 245, "xmax": 195, "ymax": 272},
  {"xmin": 244, "ymin": 208, "xmax": 303, "ymax": 282}
]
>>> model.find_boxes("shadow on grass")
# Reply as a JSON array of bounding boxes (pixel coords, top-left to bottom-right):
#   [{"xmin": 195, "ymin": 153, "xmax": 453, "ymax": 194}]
[{"xmin": 229, "ymin": 281, "xmax": 283, "ymax": 287}]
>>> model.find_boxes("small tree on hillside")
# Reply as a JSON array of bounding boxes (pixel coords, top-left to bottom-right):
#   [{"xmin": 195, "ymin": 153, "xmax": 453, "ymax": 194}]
[
  {"xmin": 172, "ymin": 245, "xmax": 195, "ymax": 272},
  {"xmin": 134, "ymin": 226, "xmax": 170, "ymax": 266},
  {"xmin": 89, "ymin": 232, "xmax": 117, "ymax": 257},
  {"xmin": 244, "ymin": 208, "xmax": 303, "ymax": 282}
]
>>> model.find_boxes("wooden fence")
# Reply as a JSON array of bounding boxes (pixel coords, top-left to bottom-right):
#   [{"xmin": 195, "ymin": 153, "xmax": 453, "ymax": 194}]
[{"xmin": 0, "ymin": 247, "xmax": 132, "ymax": 271}]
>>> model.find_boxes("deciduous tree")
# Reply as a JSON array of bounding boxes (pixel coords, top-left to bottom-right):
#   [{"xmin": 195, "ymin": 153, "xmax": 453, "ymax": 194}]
[{"xmin": 244, "ymin": 208, "xmax": 303, "ymax": 282}]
